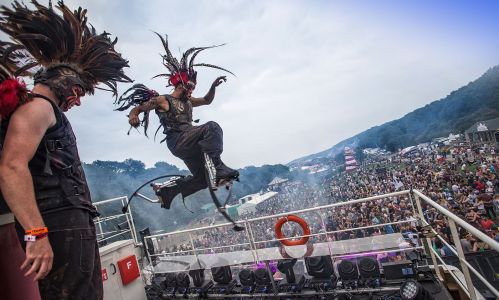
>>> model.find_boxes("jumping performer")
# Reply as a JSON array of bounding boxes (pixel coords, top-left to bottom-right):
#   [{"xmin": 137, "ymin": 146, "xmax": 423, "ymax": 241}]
[
  {"xmin": 0, "ymin": 1, "xmax": 131, "ymax": 299},
  {"xmin": 116, "ymin": 33, "xmax": 239, "ymax": 210}
]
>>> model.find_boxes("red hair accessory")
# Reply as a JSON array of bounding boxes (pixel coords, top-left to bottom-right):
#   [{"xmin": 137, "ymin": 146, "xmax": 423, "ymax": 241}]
[
  {"xmin": 168, "ymin": 72, "xmax": 188, "ymax": 87},
  {"xmin": 0, "ymin": 78, "xmax": 27, "ymax": 117}
]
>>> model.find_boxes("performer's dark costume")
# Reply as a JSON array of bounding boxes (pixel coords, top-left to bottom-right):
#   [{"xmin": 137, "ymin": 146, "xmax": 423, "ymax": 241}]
[
  {"xmin": 0, "ymin": 40, "xmax": 42, "ymax": 300},
  {"xmin": 0, "ymin": 1, "xmax": 131, "ymax": 299},
  {"xmin": 116, "ymin": 34, "xmax": 238, "ymax": 208}
]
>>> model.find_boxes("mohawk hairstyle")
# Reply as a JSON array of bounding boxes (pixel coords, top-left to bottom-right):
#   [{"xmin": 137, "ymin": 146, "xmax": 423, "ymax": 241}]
[
  {"xmin": 152, "ymin": 32, "xmax": 234, "ymax": 87},
  {"xmin": 0, "ymin": 0, "xmax": 132, "ymax": 98}
]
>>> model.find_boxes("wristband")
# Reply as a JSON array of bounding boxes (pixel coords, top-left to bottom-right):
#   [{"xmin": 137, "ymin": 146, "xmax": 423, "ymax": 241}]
[
  {"xmin": 24, "ymin": 232, "xmax": 48, "ymax": 242},
  {"xmin": 25, "ymin": 227, "xmax": 48, "ymax": 235}
]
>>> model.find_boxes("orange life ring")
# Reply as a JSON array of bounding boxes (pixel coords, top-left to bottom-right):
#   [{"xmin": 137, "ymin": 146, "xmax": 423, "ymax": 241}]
[{"xmin": 274, "ymin": 215, "xmax": 311, "ymax": 246}]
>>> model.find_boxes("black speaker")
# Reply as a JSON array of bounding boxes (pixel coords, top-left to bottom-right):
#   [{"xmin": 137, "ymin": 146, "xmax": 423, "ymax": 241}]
[
  {"xmin": 305, "ymin": 255, "xmax": 334, "ymax": 278},
  {"xmin": 211, "ymin": 266, "xmax": 232, "ymax": 284}
]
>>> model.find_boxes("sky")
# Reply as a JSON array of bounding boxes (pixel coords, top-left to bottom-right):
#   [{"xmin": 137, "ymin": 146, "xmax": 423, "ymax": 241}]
[{"xmin": 4, "ymin": 0, "xmax": 499, "ymax": 169}]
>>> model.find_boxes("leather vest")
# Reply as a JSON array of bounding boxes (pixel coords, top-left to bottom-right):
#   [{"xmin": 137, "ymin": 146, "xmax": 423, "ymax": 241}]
[
  {"xmin": 156, "ymin": 95, "xmax": 193, "ymax": 136},
  {"xmin": 0, "ymin": 98, "xmax": 97, "ymax": 216}
]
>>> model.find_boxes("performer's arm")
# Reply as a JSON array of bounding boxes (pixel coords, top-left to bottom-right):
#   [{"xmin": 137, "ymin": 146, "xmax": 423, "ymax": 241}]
[
  {"xmin": 191, "ymin": 76, "xmax": 227, "ymax": 107},
  {"xmin": 129, "ymin": 95, "xmax": 168, "ymax": 127},
  {"xmin": 0, "ymin": 98, "xmax": 56, "ymax": 280}
]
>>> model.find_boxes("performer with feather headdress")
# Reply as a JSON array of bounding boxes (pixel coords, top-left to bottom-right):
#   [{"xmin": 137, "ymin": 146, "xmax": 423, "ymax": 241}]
[
  {"xmin": 0, "ymin": 1, "xmax": 131, "ymax": 299},
  {"xmin": 116, "ymin": 33, "xmax": 239, "ymax": 210},
  {"xmin": 0, "ymin": 40, "xmax": 42, "ymax": 300}
]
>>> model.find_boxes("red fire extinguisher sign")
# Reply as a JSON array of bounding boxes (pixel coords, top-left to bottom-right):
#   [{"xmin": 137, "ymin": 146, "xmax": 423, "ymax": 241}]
[{"xmin": 117, "ymin": 255, "xmax": 140, "ymax": 285}]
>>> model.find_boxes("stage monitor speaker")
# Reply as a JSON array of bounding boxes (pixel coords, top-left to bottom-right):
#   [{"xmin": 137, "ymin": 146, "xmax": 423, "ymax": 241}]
[{"xmin": 382, "ymin": 260, "xmax": 415, "ymax": 282}]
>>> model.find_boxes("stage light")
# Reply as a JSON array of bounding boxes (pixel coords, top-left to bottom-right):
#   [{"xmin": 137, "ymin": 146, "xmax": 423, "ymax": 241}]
[
  {"xmin": 175, "ymin": 272, "xmax": 190, "ymax": 295},
  {"xmin": 254, "ymin": 268, "xmax": 273, "ymax": 293},
  {"xmin": 305, "ymin": 255, "xmax": 334, "ymax": 278},
  {"xmin": 255, "ymin": 268, "xmax": 272, "ymax": 286},
  {"xmin": 239, "ymin": 268, "xmax": 255, "ymax": 286},
  {"xmin": 400, "ymin": 279, "xmax": 434, "ymax": 300},
  {"xmin": 338, "ymin": 259, "xmax": 358, "ymax": 281},
  {"xmin": 177, "ymin": 272, "xmax": 190, "ymax": 287},
  {"xmin": 189, "ymin": 269, "xmax": 205, "ymax": 287},
  {"xmin": 358, "ymin": 257, "xmax": 380, "ymax": 279},
  {"xmin": 209, "ymin": 266, "xmax": 237, "ymax": 294},
  {"xmin": 277, "ymin": 259, "xmax": 305, "ymax": 293},
  {"xmin": 162, "ymin": 272, "xmax": 177, "ymax": 296},
  {"xmin": 164, "ymin": 272, "xmax": 177, "ymax": 288},
  {"xmin": 305, "ymin": 256, "xmax": 336, "ymax": 291},
  {"xmin": 277, "ymin": 259, "xmax": 297, "ymax": 283},
  {"xmin": 211, "ymin": 266, "xmax": 232, "ymax": 285}
]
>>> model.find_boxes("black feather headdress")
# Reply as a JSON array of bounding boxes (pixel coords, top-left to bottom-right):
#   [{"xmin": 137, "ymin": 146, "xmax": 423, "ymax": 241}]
[
  {"xmin": 153, "ymin": 32, "xmax": 234, "ymax": 87},
  {"xmin": 0, "ymin": 0, "xmax": 132, "ymax": 102}
]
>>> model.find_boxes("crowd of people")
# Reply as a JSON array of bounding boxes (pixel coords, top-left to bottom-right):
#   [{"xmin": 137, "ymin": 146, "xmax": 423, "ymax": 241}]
[{"xmin": 157, "ymin": 140, "xmax": 498, "ymax": 261}]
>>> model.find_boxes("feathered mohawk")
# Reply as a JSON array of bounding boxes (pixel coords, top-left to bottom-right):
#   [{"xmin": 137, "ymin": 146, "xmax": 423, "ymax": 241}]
[
  {"xmin": 0, "ymin": 0, "xmax": 132, "ymax": 103},
  {"xmin": 152, "ymin": 32, "xmax": 234, "ymax": 87}
]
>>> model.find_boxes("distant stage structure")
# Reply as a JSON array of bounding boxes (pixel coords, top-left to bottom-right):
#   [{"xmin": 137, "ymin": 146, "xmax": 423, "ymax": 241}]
[{"xmin": 344, "ymin": 147, "xmax": 358, "ymax": 171}]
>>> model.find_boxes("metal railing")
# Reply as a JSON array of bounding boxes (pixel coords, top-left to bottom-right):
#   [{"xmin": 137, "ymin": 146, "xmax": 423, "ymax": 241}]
[
  {"xmin": 412, "ymin": 190, "xmax": 499, "ymax": 299},
  {"xmin": 142, "ymin": 189, "xmax": 499, "ymax": 299},
  {"xmin": 93, "ymin": 196, "xmax": 139, "ymax": 245}
]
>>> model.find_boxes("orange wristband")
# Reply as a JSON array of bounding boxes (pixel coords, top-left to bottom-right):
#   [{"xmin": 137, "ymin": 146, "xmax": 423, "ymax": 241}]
[{"xmin": 25, "ymin": 227, "xmax": 48, "ymax": 235}]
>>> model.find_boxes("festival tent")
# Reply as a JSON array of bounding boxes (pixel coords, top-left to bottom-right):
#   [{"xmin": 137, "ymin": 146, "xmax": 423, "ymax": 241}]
[{"xmin": 237, "ymin": 191, "xmax": 278, "ymax": 216}]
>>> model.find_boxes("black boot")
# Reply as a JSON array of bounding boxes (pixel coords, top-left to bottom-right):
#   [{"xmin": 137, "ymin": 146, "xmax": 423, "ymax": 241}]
[
  {"xmin": 154, "ymin": 182, "xmax": 181, "ymax": 209},
  {"xmin": 212, "ymin": 157, "xmax": 239, "ymax": 182}
]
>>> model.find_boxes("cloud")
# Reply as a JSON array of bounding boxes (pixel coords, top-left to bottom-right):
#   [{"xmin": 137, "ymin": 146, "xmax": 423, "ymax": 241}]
[{"xmin": 18, "ymin": 0, "xmax": 499, "ymax": 168}]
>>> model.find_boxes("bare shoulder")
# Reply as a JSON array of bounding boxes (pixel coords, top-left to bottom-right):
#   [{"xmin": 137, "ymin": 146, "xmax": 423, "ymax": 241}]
[
  {"xmin": 153, "ymin": 95, "xmax": 169, "ymax": 111},
  {"xmin": 10, "ymin": 98, "xmax": 56, "ymax": 128}
]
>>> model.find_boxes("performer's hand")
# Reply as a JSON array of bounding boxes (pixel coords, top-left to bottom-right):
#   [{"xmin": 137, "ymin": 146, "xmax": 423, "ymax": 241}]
[
  {"xmin": 21, "ymin": 238, "xmax": 54, "ymax": 281},
  {"xmin": 129, "ymin": 114, "xmax": 140, "ymax": 128},
  {"xmin": 212, "ymin": 76, "xmax": 227, "ymax": 87}
]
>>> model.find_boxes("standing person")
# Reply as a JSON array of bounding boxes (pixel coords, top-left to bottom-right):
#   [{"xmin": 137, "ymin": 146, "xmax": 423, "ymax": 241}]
[
  {"xmin": 0, "ymin": 2, "xmax": 131, "ymax": 299},
  {"xmin": 116, "ymin": 33, "xmax": 238, "ymax": 209},
  {"xmin": 0, "ymin": 41, "xmax": 41, "ymax": 300}
]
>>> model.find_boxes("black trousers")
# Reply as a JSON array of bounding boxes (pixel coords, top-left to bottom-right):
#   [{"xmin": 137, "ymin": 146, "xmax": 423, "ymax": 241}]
[
  {"xmin": 166, "ymin": 121, "xmax": 224, "ymax": 198},
  {"xmin": 16, "ymin": 209, "xmax": 103, "ymax": 300}
]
